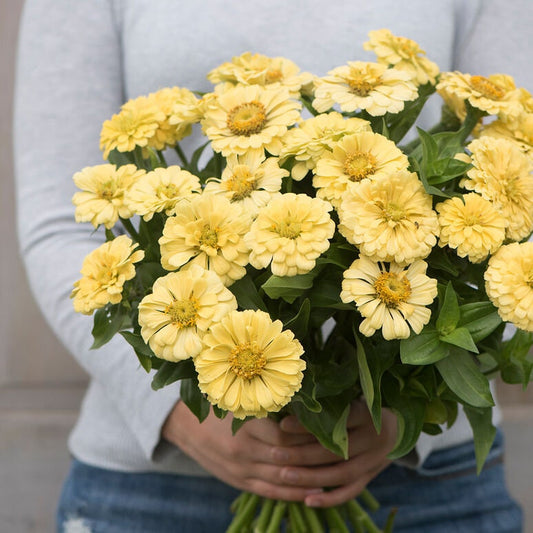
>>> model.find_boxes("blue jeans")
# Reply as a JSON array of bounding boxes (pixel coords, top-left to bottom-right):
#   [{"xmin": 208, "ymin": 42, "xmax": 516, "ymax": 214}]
[{"xmin": 56, "ymin": 430, "xmax": 522, "ymax": 532}]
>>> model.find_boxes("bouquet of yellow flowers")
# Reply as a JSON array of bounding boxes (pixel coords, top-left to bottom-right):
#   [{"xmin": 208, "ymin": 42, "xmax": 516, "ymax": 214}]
[{"xmin": 71, "ymin": 29, "xmax": 533, "ymax": 532}]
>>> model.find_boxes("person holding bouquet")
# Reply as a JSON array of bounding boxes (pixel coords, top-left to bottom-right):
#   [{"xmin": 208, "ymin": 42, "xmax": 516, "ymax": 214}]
[{"xmin": 14, "ymin": 1, "xmax": 531, "ymax": 531}]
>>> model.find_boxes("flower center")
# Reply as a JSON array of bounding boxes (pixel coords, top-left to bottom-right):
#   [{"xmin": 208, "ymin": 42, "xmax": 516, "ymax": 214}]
[
  {"xmin": 165, "ymin": 298, "xmax": 198, "ymax": 328},
  {"xmin": 266, "ymin": 69, "xmax": 283, "ymax": 84},
  {"xmin": 347, "ymin": 72, "xmax": 376, "ymax": 96},
  {"xmin": 99, "ymin": 181, "xmax": 117, "ymax": 200},
  {"xmin": 275, "ymin": 220, "xmax": 302, "ymax": 239},
  {"xmin": 229, "ymin": 342, "xmax": 266, "ymax": 379},
  {"xmin": 157, "ymin": 183, "xmax": 180, "ymax": 198},
  {"xmin": 374, "ymin": 272, "xmax": 411, "ymax": 308},
  {"xmin": 199, "ymin": 225, "xmax": 220, "ymax": 249},
  {"xmin": 225, "ymin": 166, "xmax": 257, "ymax": 200},
  {"xmin": 227, "ymin": 101, "xmax": 267, "ymax": 136},
  {"xmin": 344, "ymin": 151, "xmax": 377, "ymax": 181},
  {"xmin": 382, "ymin": 201, "xmax": 406, "ymax": 222},
  {"xmin": 470, "ymin": 75, "xmax": 505, "ymax": 100}
]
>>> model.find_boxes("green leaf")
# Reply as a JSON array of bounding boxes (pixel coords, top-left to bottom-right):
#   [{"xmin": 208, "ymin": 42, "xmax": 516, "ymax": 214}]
[
  {"xmin": 440, "ymin": 327, "xmax": 479, "ymax": 353},
  {"xmin": 229, "ymin": 275, "xmax": 268, "ymax": 312},
  {"xmin": 436, "ymin": 348, "xmax": 494, "ymax": 407},
  {"xmin": 180, "ymin": 378, "xmax": 211, "ymax": 423},
  {"xmin": 354, "ymin": 331, "xmax": 374, "ymax": 415},
  {"xmin": 119, "ymin": 330, "xmax": 155, "ymax": 372},
  {"xmin": 464, "ymin": 405, "xmax": 497, "ymax": 474},
  {"xmin": 91, "ymin": 304, "xmax": 129, "ymax": 349},
  {"xmin": 261, "ymin": 272, "xmax": 317, "ymax": 303},
  {"xmin": 400, "ymin": 328, "xmax": 449, "ymax": 365},
  {"xmin": 284, "ymin": 299, "xmax": 311, "ymax": 340},
  {"xmin": 231, "ymin": 417, "xmax": 250, "ymax": 434},
  {"xmin": 500, "ymin": 329, "xmax": 533, "ymax": 387},
  {"xmin": 436, "ymin": 282, "xmax": 460, "ymax": 335},
  {"xmin": 426, "ymin": 247, "xmax": 460, "ymax": 276},
  {"xmin": 151, "ymin": 360, "xmax": 196, "ymax": 390},
  {"xmin": 457, "ymin": 302, "xmax": 502, "ymax": 343}
]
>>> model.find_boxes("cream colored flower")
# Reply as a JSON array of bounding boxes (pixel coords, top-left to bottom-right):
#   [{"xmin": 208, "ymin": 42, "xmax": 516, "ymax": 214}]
[
  {"xmin": 436, "ymin": 193, "xmax": 507, "ymax": 263},
  {"xmin": 341, "ymin": 256, "xmax": 437, "ymax": 339},
  {"xmin": 71, "ymin": 235, "xmax": 144, "ymax": 315},
  {"xmin": 207, "ymin": 52, "xmax": 313, "ymax": 97},
  {"xmin": 245, "ymin": 193, "xmax": 335, "ymax": 277},
  {"xmin": 437, "ymin": 72, "xmax": 522, "ymax": 120},
  {"xmin": 195, "ymin": 309, "xmax": 305, "ymax": 419},
  {"xmin": 338, "ymin": 171, "xmax": 439, "ymax": 264},
  {"xmin": 138, "ymin": 266, "xmax": 237, "ymax": 361},
  {"xmin": 313, "ymin": 132, "xmax": 409, "ymax": 207},
  {"xmin": 159, "ymin": 193, "xmax": 251, "ymax": 285},
  {"xmin": 100, "ymin": 96, "xmax": 166, "ymax": 159},
  {"xmin": 125, "ymin": 166, "xmax": 201, "ymax": 221},
  {"xmin": 201, "ymin": 84, "xmax": 301, "ymax": 156},
  {"xmin": 72, "ymin": 164, "xmax": 145, "ymax": 229},
  {"xmin": 462, "ymin": 137, "xmax": 533, "ymax": 241},
  {"xmin": 203, "ymin": 149, "xmax": 286, "ymax": 215},
  {"xmin": 363, "ymin": 29, "xmax": 439, "ymax": 85},
  {"xmin": 485, "ymin": 242, "xmax": 533, "ymax": 331},
  {"xmin": 278, "ymin": 112, "xmax": 371, "ymax": 180},
  {"xmin": 312, "ymin": 61, "xmax": 418, "ymax": 116}
]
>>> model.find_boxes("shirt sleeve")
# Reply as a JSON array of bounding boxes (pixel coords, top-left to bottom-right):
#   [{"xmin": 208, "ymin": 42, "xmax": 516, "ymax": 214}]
[{"xmin": 13, "ymin": 0, "xmax": 180, "ymax": 461}]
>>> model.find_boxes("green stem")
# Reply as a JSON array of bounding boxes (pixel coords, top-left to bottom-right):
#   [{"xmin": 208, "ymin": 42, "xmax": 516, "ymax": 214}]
[
  {"xmin": 156, "ymin": 149, "xmax": 168, "ymax": 167},
  {"xmin": 226, "ymin": 492, "xmax": 260, "ymax": 533},
  {"xmin": 324, "ymin": 507, "xmax": 350, "ymax": 533},
  {"xmin": 253, "ymin": 498, "xmax": 275, "ymax": 533},
  {"xmin": 133, "ymin": 146, "xmax": 146, "ymax": 170},
  {"xmin": 383, "ymin": 508, "xmax": 398, "ymax": 533},
  {"xmin": 301, "ymin": 506, "xmax": 324, "ymax": 533},
  {"xmin": 360, "ymin": 489, "xmax": 380, "ymax": 512},
  {"xmin": 265, "ymin": 501, "xmax": 287, "ymax": 533},
  {"xmin": 229, "ymin": 492, "xmax": 247, "ymax": 514},
  {"xmin": 288, "ymin": 503, "xmax": 307, "ymax": 533},
  {"xmin": 119, "ymin": 217, "xmax": 140, "ymax": 242},
  {"xmin": 174, "ymin": 143, "xmax": 189, "ymax": 168},
  {"xmin": 346, "ymin": 500, "xmax": 381, "ymax": 533}
]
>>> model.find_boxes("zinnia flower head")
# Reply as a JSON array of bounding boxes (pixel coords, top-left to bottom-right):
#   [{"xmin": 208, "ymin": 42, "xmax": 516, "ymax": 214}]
[
  {"xmin": 72, "ymin": 164, "xmax": 145, "ymax": 229},
  {"xmin": 159, "ymin": 193, "xmax": 251, "ymax": 285},
  {"xmin": 338, "ymin": 171, "xmax": 439, "ymax": 264},
  {"xmin": 313, "ymin": 131, "xmax": 409, "ymax": 207},
  {"xmin": 341, "ymin": 256, "xmax": 437, "ymax": 340},
  {"xmin": 278, "ymin": 112, "xmax": 371, "ymax": 180},
  {"xmin": 138, "ymin": 265, "xmax": 237, "ymax": 361},
  {"xmin": 203, "ymin": 149, "xmax": 286, "ymax": 215},
  {"xmin": 363, "ymin": 29, "xmax": 439, "ymax": 85},
  {"xmin": 485, "ymin": 242, "xmax": 533, "ymax": 331},
  {"xmin": 201, "ymin": 84, "xmax": 301, "ymax": 156},
  {"xmin": 125, "ymin": 165, "xmax": 201, "ymax": 221},
  {"xmin": 100, "ymin": 96, "xmax": 166, "ymax": 159},
  {"xmin": 312, "ymin": 61, "xmax": 418, "ymax": 116},
  {"xmin": 245, "ymin": 193, "xmax": 335, "ymax": 277},
  {"xmin": 71, "ymin": 235, "xmax": 144, "ymax": 315},
  {"xmin": 462, "ymin": 137, "xmax": 533, "ymax": 241},
  {"xmin": 195, "ymin": 309, "xmax": 305, "ymax": 419},
  {"xmin": 436, "ymin": 193, "xmax": 507, "ymax": 263}
]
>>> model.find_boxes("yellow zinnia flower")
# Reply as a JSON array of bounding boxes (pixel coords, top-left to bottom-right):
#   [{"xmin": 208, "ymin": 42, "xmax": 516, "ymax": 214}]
[
  {"xmin": 480, "ymin": 116, "xmax": 533, "ymax": 163},
  {"xmin": 485, "ymin": 242, "xmax": 533, "ymax": 331},
  {"xmin": 363, "ymin": 29, "xmax": 439, "ymax": 86},
  {"xmin": 279, "ymin": 112, "xmax": 371, "ymax": 180},
  {"xmin": 138, "ymin": 266, "xmax": 237, "ymax": 361},
  {"xmin": 201, "ymin": 84, "xmax": 301, "ymax": 156},
  {"xmin": 207, "ymin": 52, "xmax": 313, "ymax": 97},
  {"xmin": 313, "ymin": 131, "xmax": 409, "ymax": 207},
  {"xmin": 203, "ymin": 149, "xmax": 286, "ymax": 216},
  {"xmin": 312, "ymin": 61, "xmax": 418, "ymax": 116},
  {"xmin": 159, "ymin": 193, "xmax": 251, "ymax": 285},
  {"xmin": 436, "ymin": 193, "xmax": 507, "ymax": 263},
  {"xmin": 125, "ymin": 165, "xmax": 201, "ymax": 221},
  {"xmin": 341, "ymin": 256, "xmax": 438, "ymax": 340},
  {"xmin": 100, "ymin": 96, "xmax": 166, "ymax": 159},
  {"xmin": 245, "ymin": 193, "xmax": 335, "ymax": 277},
  {"xmin": 338, "ymin": 171, "xmax": 439, "ymax": 264},
  {"xmin": 195, "ymin": 309, "xmax": 305, "ymax": 419},
  {"xmin": 71, "ymin": 235, "xmax": 144, "ymax": 315},
  {"xmin": 462, "ymin": 137, "xmax": 533, "ymax": 241},
  {"xmin": 72, "ymin": 164, "xmax": 145, "ymax": 229}
]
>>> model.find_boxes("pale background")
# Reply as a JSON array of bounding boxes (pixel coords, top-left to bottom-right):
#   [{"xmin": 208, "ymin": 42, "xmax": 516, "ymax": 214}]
[{"xmin": 1, "ymin": 1, "xmax": 532, "ymax": 531}]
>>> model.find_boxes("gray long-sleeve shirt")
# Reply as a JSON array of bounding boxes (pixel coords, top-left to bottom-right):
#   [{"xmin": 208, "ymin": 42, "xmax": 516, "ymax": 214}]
[{"xmin": 14, "ymin": 0, "xmax": 532, "ymax": 475}]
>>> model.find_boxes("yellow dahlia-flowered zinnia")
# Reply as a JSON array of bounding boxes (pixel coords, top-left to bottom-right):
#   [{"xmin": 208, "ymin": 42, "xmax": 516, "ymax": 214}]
[
  {"xmin": 278, "ymin": 112, "xmax": 371, "ymax": 180},
  {"xmin": 195, "ymin": 309, "xmax": 305, "ymax": 419},
  {"xmin": 338, "ymin": 171, "xmax": 439, "ymax": 264},
  {"xmin": 312, "ymin": 61, "xmax": 418, "ymax": 116},
  {"xmin": 462, "ymin": 137, "xmax": 533, "ymax": 241},
  {"xmin": 436, "ymin": 193, "xmax": 507, "ymax": 263},
  {"xmin": 207, "ymin": 52, "xmax": 313, "ymax": 97},
  {"xmin": 159, "ymin": 193, "xmax": 251, "ymax": 285},
  {"xmin": 341, "ymin": 256, "xmax": 438, "ymax": 339},
  {"xmin": 201, "ymin": 84, "xmax": 301, "ymax": 156},
  {"xmin": 485, "ymin": 242, "xmax": 533, "ymax": 331},
  {"xmin": 203, "ymin": 149, "xmax": 286, "ymax": 215},
  {"xmin": 100, "ymin": 96, "xmax": 166, "ymax": 159},
  {"xmin": 480, "ymin": 117, "xmax": 533, "ymax": 162},
  {"xmin": 313, "ymin": 132, "xmax": 409, "ymax": 207},
  {"xmin": 245, "ymin": 193, "xmax": 335, "ymax": 277},
  {"xmin": 71, "ymin": 235, "xmax": 144, "ymax": 315},
  {"xmin": 138, "ymin": 266, "xmax": 237, "ymax": 361},
  {"xmin": 125, "ymin": 166, "xmax": 201, "ymax": 221},
  {"xmin": 72, "ymin": 164, "xmax": 145, "ymax": 229},
  {"xmin": 363, "ymin": 29, "xmax": 439, "ymax": 86}
]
